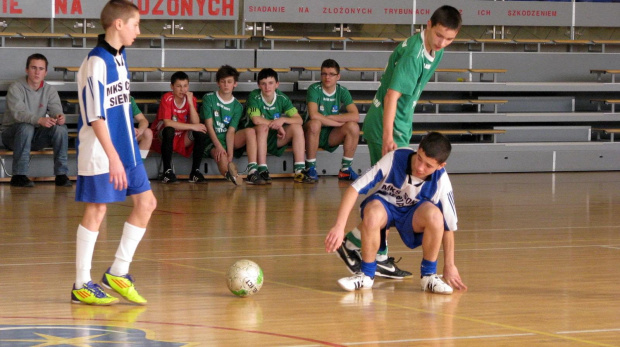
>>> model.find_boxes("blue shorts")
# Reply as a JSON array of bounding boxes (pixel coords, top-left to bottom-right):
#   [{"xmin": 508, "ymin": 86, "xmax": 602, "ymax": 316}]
[
  {"xmin": 75, "ymin": 164, "xmax": 151, "ymax": 203},
  {"xmin": 360, "ymin": 194, "xmax": 424, "ymax": 249}
]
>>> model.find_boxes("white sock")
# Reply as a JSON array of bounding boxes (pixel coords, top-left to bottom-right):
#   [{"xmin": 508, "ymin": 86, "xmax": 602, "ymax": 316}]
[
  {"xmin": 75, "ymin": 224, "xmax": 99, "ymax": 288},
  {"xmin": 140, "ymin": 149, "xmax": 149, "ymax": 159},
  {"xmin": 110, "ymin": 222, "xmax": 146, "ymax": 276}
]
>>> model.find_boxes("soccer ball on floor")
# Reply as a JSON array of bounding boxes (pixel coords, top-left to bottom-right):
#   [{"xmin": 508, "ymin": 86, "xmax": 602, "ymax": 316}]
[{"xmin": 226, "ymin": 259, "xmax": 264, "ymax": 297}]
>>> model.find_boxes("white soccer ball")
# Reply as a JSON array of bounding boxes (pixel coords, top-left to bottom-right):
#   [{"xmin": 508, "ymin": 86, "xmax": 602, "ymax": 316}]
[{"xmin": 226, "ymin": 259, "xmax": 264, "ymax": 297}]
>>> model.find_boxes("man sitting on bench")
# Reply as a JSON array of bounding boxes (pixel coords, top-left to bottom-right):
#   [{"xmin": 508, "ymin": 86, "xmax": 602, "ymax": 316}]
[{"xmin": 1, "ymin": 53, "xmax": 71, "ymax": 187}]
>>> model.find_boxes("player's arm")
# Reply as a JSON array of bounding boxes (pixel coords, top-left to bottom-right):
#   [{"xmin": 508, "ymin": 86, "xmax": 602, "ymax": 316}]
[
  {"xmin": 225, "ymin": 126, "xmax": 236, "ymax": 160},
  {"xmin": 325, "ymin": 185, "xmax": 360, "ymax": 253},
  {"xmin": 91, "ymin": 119, "xmax": 127, "ymax": 191},
  {"xmin": 441, "ymin": 231, "xmax": 467, "ymax": 291},
  {"xmin": 382, "ymin": 88, "xmax": 402, "ymax": 155},
  {"xmin": 307, "ymin": 101, "xmax": 345, "ymax": 127},
  {"xmin": 186, "ymin": 92, "xmax": 200, "ymax": 124},
  {"xmin": 332, "ymin": 102, "xmax": 360, "ymax": 123},
  {"xmin": 134, "ymin": 112, "xmax": 149, "ymax": 138}
]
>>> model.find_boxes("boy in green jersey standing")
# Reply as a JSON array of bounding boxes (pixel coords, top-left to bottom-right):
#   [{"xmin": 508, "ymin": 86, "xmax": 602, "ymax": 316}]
[{"xmin": 340, "ymin": 5, "xmax": 462, "ymax": 280}]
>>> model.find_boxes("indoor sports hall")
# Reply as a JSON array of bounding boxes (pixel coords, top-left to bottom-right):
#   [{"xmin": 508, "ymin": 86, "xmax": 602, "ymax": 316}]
[{"xmin": 1, "ymin": 0, "xmax": 620, "ymax": 346}]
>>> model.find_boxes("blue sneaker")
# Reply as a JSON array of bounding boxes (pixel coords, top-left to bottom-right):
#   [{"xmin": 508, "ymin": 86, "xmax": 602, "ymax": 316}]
[
  {"xmin": 306, "ymin": 167, "xmax": 319, "ymax": 181},
  {"xmin": 338, "ymin": 167, "xmax": 359, "ymax": 181}
]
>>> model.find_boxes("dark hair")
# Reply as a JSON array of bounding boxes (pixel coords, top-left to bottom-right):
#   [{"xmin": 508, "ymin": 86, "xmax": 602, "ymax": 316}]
[
  {"xmin": 26, "ymin": 53, "xmax": 48, "ymax": 70},
  {"xmin": 100, "ymin": 0, "xmax": 139, "ymax": 30},
  {"xmin": 419, "ymin": 131, "xmax": 452, "ymax": 164},
  {"xmin": 216, "ymin": 65, "xmax": 240, "ymax": 82},
  {"xmin": 170, "ymin": 71, "xmax": 189, "ymax": 85},
  {"xmin": 257, "ymin": 68, "xmax": 278, "ymax": 83},
  {"xmin": 430, "ymin": 5, "xmax": 462, "ymax": 31},
  {"xmin": 321, "ymin": 59, "xmax": 340, "ymax": 74}
]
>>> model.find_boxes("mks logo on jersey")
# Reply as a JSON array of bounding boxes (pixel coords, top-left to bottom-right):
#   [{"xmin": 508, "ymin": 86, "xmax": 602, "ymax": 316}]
[
  {"xmin": 380, "ymin": 183, "xmax": 417, "ymax": 207},
  {"xmin": 106, "ymin": 80, "xmax": 131, "ymax": 108},
  {"xmin": 331, "ymin": 105, "xmax": 339, "ymax": 113}
]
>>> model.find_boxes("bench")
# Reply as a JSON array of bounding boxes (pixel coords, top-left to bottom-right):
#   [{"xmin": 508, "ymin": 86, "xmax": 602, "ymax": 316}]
[
  {"xmin": 433, "ymin": 68, "xmax": 506, "ymax": 82},
  {"xmin": 514, "ymin": 39, "xmax": 553, "ymax": 52},
  {"xmin": 210, "ymin": 34, "xmax": 250, "ymax": 49},
  {"xmin": 590, "ymin": 99, "xmax": 620, "ymax": 113},
  {"xmin": 433, "ymin": 68, "xmax": 469, "ymax": 82},
  {"xmin": 345, "ymin": 67, "xmax": 383, "ymax": 81},
  {"xmin": 592, "ymin": 40, "xmax": 620, "ymax": 53},
  {"xmin": 412, "ymin": 129, "xmax": 507, "ymax": 143},
  {"xmin": 590, "ymin": 69, "xmax": 620, "ymax": 83},
  {"xmin": 474, "ymin": 38, "xmax": 514, "ymax": 51},
  {"xmin": 262, "ymin": 35, "xmax": 307, "ymax": 49},
  {"xmin": 54, "ymin": 66, "xmax": 158, "ymax": 82},
  {"xmin": 424, "ymin": 99, "xmax": 508, "ymax": 113},
  {"xmin": 0, "ymin": 149, "xmax": 77, "ymax": 179},
  {"xmin": 0, "ymin": 32, "xmax": 18, "ymax": 46},
  {"xmin": 592, "ymin": 128, "xmax": 620, "ymax": 142},
  {"xmin": 306, "ymin": 36, "xmax": 348, "ymax": 50},
  {"xmin": 553, "ymin": 39, "xmax": 593, "ymax": 52}
]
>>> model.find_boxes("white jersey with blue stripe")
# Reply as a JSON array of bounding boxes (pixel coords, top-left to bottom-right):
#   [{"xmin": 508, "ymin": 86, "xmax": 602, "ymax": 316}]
[
  {"xmin": 76, "ymin": 37, "xmax": 140, "ymax": 176},
  {"xmin": 352, "ymin": 148, "xmax": 458, "ymax": 231}
]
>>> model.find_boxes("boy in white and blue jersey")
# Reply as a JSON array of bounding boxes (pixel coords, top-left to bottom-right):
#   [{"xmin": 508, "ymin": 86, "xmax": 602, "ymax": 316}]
[
  {"xmin": 325, "ymin": 132, "xmax": 467, "ymax": 294},
  {"xmin": 72, "ymin": 0, "xmax": 156, "ymax": 306}
]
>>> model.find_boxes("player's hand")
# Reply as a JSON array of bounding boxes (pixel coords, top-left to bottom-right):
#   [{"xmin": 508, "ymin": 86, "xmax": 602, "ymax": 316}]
[
  {"xmin": 443, "ymin": 264, "xmax": 467, "ymax": 291},
  {"xmin": 325, "ymin": 226, "xmax": 345, "ymax": 253},
  {"xmin": 269, "ymin": 118, "xmax": 285, "ymax": 130},
  {"xmin": 193, "ymin": 123, "xmax": 207, "ymax": 133},
  {"xmin": 276, "ymin": 126, "xmax": 286, "ymax": 139},
  {"xmin": 135, "ymin": 127, "xmax": 143, "ymax": 138},
  {"xmin": 108, "ymin": 156, "xmax": 127, "ymax": 191},
  {"xmin": 185, "ymin": 91, "xmax": 194, "ymax": 101},
  {"xmin": 382, "ymin": 139, "xmax": 397, "ymax": 156},
  {"xmin": 213, "ymin": 146, "xmax": 226, "ymax": 162},
  {"xmin": 38, "ymin": 116, "xmax": 57, "ymax": 128},
  {"xmin": 56, "ymin": 114, "xmax": 66, "ymax": 126}
]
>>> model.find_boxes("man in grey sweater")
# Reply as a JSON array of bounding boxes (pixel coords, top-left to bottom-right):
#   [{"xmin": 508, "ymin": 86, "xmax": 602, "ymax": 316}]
[{"xmin": 2, "ymin": 53, "xmax": 71, "ymax": 187}]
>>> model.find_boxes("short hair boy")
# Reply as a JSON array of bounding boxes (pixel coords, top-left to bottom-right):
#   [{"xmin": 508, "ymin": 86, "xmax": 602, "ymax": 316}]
[
  {"xmin": 245, "ymin": 68, "xmax": 312, "ymax": 183},
  {"xmin": 304, "ymin": 58, "xmax": 360, "ymax": 182},
  {"xmin": 73, "ymin": 0, "xmax": 157, "ymax": 305},
  {"xmin": 325, "ymin": 132, "xmax": 467, "ymax": 294},
  {"xmin": 201, "ymin": 65, "xmax": 265, "ymax": 185},
  {"xmin": 150, "ymin": 71, "xmax": 208, "ymax": 183}
]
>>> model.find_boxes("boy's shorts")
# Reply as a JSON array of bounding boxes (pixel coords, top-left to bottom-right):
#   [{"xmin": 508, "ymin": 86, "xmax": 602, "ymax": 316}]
[
  {"xmin": 360, "ymin": 194, "xmax": 424, "ymax": 249},
  {"xmin": 204, "ymin": 141, "xmax": 245, "ymax": 159},
  {"xmin": 155, "ymin": 129, "xmax": 193, "ymax": 158},
  {"xmin": 75, "ymin": 164, "xmax": 151, "ymax": 203},
  {"xmin": 318, "ymin": 127, "xmax": 340, "ymax": 153},
  {"xmin": 267, "ymin": 130, "xmax": 287, "ymax": 157},
  {"xmin": 367, "ymin": 141, "xmax": 383, "ymax": 167}
]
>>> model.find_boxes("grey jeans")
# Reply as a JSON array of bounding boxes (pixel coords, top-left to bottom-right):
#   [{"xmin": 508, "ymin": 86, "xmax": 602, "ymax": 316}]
[{"xmin": 1, "ymin": 122, "xmax": 69, "ymax": 176}]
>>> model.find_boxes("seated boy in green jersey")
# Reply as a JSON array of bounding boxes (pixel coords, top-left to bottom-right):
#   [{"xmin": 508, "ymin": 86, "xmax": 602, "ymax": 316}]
[
  {"xmin": 304, "ymin": 59, "xmax": 360, "ymax": 182},
  {"xmin": 201, "ymin": 65, "xmax": 265, "ymax": 185},
  {"xmin": 246, "ymin": 68, "xmax": 312, "ymax": 183}
]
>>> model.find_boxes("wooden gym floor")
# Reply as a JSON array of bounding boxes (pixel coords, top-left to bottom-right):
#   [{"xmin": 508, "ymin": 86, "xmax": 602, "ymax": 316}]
[{"xmin": 0, "ymin": 171, "xmax": 619, "ymax": 346}]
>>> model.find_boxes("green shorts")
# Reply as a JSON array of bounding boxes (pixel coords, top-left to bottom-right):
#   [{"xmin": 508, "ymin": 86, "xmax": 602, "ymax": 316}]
[
  {"xmin": 204, "ymin": 140, "xmax": 245, "ymax": 159},
  {"xmin": 367, "ymin": 141, "xmax": 383, "ymax": 166},
  {"xmin": 318, "ymin": 127, "xmax": 340, "ymax": 153},
  {"xmin": 267, "ymin": 130, "xmax": 287, "ymax": 157}
]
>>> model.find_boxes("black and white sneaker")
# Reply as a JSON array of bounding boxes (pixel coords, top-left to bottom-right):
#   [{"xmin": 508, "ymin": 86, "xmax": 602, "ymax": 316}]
[
  {"xmin": 336, "ymin": 240, "xmax": 361, "ymax": 274},
  {"xmin": 246, "ymin": 171, "xmax": 266, "ymax": 185},
  {"xmin": 189, "ymin": 169, "xmax": 206, "ymax": 183},
  {"xmin": 259, "ymin": 170, "xmax": 272, "ymax": 184},
  {"xmin": 375, "ymin": 257, "xmax": 413, "ymax": 279},
  {"xmin": 162, "ymin": 169, "xmax": 178, "ymax": 184}
]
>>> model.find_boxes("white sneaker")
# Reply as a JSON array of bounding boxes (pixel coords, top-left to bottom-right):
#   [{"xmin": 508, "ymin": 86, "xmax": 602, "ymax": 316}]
[
  {"xmin": 337, "ymin": 273, "xmax": 374, "ymax": 292},
  {"xmin": 420, "ymin": 274, "xmax": 453, "ymax": 295}
]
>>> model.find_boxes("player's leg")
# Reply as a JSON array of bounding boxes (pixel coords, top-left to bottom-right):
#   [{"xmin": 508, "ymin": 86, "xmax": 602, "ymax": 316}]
[
  {"xmin": 279, "ymin": 124, "xmax": 312, "ymax": 183},
  {"xmin": 254, "ymin": 124, "xmax": 271, "ymax": 183},
  {"xmin": 35, "ymin": 124, "xmax": 71, "ymax": 186},
  {"xmin": 303, "ymin": 120, "xmax": 321, "ymax": 181},
  {"xmin": 236, "ymin": 129, "xmax": 264, "ymax": 184},
  {"xmin": 72, "ymin": 202, "xmax": 119, "ymax": 305},
  {"xmin": 160, "ymin": 127, "xmax": 177, "ymax": 183},
  {"xmin": 2, "ymin": 123, "xmax": 35, "ymax": 186},
  {"xmin": 210, "ymin": 147, "xmax": 229, "ymax": 176},
  {"xmin": 187, "ymin": 130, "xmax": 207, "ymax": 183},
  {"xmin": 137, "ymin": 128, "xmax": 153, "ymax": 159},
  {"xmin": 328, "ymin": 121, "xmax": 360, "ymax": 180},
  {"xmin": 103, "ymin": 167, "xmax": 156, "ymax": 305},
  {"xmin": 337, "ymin": 199, "xmax": 387, "ymax": 291},
  {"xmin": 412, "ymin": 201, "xmax": 453, "ymax": 294}
]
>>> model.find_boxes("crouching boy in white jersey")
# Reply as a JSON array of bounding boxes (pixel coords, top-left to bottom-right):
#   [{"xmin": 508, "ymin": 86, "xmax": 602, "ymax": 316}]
[{"xmin": 324, "ymin": 132, "xmax": 467, "ymax": 294}]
